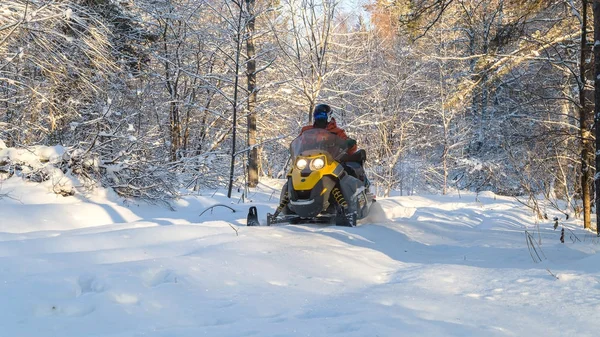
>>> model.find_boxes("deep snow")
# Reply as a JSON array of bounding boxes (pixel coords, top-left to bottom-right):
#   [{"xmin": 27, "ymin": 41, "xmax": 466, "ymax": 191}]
[{"xmin": 0, "ymin": 177, "xmax": 599, "ymax": 337}]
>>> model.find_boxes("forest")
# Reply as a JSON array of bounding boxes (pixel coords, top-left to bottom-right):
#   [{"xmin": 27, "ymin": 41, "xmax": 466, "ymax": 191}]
[{"xmin": 2, "ymin": 0, "xmax": 600, "ymax": 233}]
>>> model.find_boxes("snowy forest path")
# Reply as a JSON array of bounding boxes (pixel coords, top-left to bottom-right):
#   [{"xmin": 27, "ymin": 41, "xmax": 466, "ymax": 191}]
[{"xmin": 1, "ymin": 179, "xmax": 599, "ymax": 337}]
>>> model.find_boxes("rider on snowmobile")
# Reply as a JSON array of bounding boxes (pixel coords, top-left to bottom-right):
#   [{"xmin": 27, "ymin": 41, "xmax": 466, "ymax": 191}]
[
  {"xmin": 300, "ymin": 104, "xmax": 358, "ymax": 155},
  {"xmin": 262, "ymin": 103, "xmax": 374, "ymax": 226},
  {"xmin": 301, "ymin": 103, "xmax": 368, "ymax": 185}
]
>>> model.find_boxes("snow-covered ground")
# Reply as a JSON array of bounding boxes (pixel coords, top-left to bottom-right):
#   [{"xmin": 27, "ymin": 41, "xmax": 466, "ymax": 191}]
[{"xmin": 1, "ymin": 177, "xmax": 599, "ymax": 337}]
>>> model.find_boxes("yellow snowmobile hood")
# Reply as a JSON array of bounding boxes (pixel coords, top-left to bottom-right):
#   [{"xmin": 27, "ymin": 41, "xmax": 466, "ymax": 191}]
[{"xmin": 289, "ymin": 153, "xmax": 344, "ymax": 191}]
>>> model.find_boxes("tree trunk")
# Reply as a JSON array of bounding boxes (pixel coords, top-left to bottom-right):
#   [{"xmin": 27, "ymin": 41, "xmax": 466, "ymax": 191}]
[
  {"xmin": 580, "ymin": 0, "xmax": 592, "ymax": 230},
  {"xmin": 554, "ymin": 80, "xmax": 574, "ymax": 203},
  {"xmin": 593, "ymin": 0, "xmax": 600, "ymax": 235},
  {"xmin": 170, "ymin": 101, "xmax": 181, "ymax": 162},
  {"xmin": 162, "ymin": 17, "xmax": 181, "ymax": 162},
  {"xmin": 246, "ymin": 0, "xmax": 258, "ymax": 188},
  {"xmin": 439, "ymin": 58, "xmax": 448, "ymax": 195},
  {"xmin": 227, "ymin": 2, "xmax": 245, "ymax": 198}
]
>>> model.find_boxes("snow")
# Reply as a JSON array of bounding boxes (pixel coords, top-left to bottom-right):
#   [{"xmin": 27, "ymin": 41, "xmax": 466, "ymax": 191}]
[
  {"xmin": 0, "ymin": 144, "xmax": 66, "ymax": 169},
  {"xmin": 1, "ymin": 177, "xmax": 599, "ymax": 336},
  {"xmin": 0, "ymin": 144, "xmax": 74, "ymax": 195}
]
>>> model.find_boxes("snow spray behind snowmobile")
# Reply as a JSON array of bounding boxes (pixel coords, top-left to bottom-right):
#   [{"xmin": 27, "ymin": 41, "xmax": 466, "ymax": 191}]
[{"xmin": 264, "ymin": 128, "xmax": 374, "ymax": 227}]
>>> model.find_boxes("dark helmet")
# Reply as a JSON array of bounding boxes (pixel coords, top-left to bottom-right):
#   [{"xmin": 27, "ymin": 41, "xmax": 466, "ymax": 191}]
[{"xmin": 313, "ymin": 103, "xmax": 331, "ymax": 121}]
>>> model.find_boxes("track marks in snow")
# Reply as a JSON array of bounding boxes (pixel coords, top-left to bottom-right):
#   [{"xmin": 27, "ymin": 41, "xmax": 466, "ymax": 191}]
[
  {"xmin": 112, "ymin": 293, "xmax": 139, "ymax": 305},
  {"xmin": 76, "ymin": 274, "xmax": 105, "ymax": 296},
  {"xmin": 34, "ymin": 302, "xmax": 96, "ymax": 317},
  {"xmin": 298, "ymin": 308, "xmax": 356, "ymax": 320},
  {"xmin": 329, "ymin": 322, "xmax": 362, "ymax": 334},
  {"xmin": 31, "ymin": 268, "xmax": 184, "ymax": 321},
  {"xmin": 304, "ymin": 275, "xmax": 344, "ymax": 284},
  {"xmin": 141, "ymin": 268, "xmax": 179, "ymax": 287},
  {"xmin": 29, "ymin": 276, "xmax": 105, "ymax": 318}
]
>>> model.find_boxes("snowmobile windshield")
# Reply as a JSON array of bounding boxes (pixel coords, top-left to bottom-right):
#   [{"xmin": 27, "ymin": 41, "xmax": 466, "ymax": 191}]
[{"xmin": 290, "ymin": 128, "xmax": 348, "ymax": 161}]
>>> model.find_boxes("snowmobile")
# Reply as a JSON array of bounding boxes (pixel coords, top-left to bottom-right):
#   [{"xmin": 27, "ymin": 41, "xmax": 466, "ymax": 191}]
[{"xmin": 264, "ymin": 128, "xmax": 375, "ymax": 227}]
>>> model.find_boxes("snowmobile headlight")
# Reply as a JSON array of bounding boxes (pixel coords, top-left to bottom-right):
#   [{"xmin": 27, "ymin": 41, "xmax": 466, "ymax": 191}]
[
  {"xmin": 310, "ymin": 157, "xmax": 325, "ymax": 170},
  {"xmin": 296, "ymin": 158, "xmax": 308, "ymax": 170}
]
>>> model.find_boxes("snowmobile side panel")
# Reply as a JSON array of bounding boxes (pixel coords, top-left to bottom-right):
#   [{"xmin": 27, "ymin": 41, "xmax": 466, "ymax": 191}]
[{"xmin": 338, "ymin": 174, "xmax": 363, "ymax": 213}]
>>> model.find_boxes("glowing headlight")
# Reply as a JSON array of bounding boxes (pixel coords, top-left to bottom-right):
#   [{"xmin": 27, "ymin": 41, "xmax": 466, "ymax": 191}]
[
  {"xmin": 311, "ymin": 157, "xmax": 325, "ymax": 170},
  {"xmin": 296, "ymin": 158, "xmax": 308, "ymax": 170}
]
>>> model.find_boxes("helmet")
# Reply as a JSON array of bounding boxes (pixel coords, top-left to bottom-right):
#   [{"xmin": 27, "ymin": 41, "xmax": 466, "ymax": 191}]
[{"xmin": 313, "ymin": 103, "xmax": 331, "ymax": 121}]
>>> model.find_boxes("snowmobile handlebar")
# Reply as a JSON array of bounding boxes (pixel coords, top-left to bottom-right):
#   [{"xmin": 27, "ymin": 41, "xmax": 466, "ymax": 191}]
[{"xmin": 338, "ymin": 149, "xmax": 366, "ymax": 164}]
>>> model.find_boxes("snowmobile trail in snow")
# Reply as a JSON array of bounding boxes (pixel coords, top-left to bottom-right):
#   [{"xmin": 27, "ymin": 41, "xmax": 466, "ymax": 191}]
[{"xmin": 1, "ymin": 178, "xmax": 599, "ymax": 337}]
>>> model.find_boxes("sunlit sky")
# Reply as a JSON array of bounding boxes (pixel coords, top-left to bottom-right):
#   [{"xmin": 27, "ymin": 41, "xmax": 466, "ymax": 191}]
[{"xmin": 339, "ymin": 0, "xmax": 372, "ymax": 24}]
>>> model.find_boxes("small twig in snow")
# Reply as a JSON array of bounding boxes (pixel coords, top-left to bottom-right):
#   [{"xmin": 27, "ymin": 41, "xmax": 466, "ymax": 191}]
[
  {"xmin": 0, "ymin": 192, "xmax": 20, "ymax": 202},
  {"xmin": 565, "ymin": 227, "xmax": 581, "ymax": 243},
  {"xmin": 228, "ymin": 223, "xmax": 239, "ymax": 236},
  {"xmin": 199, "ymin": 204, "xmax": 237, "ymax": 217},
  {"xmin": 546, "ymin": 268, "xmax": 559, "ymax": 280},
  {"xmin": 525, "ymin": 230, "xmax": 546, "ymax": 263}
]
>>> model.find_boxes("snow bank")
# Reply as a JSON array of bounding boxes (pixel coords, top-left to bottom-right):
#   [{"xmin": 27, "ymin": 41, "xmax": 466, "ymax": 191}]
[
  {"xmin": 0, "ymin": 144, "xmax": 74, "ymax": 196},
  {"xmin": 0, "ymin": 181, "xmax": 598, "ymax": 337},
  {"xmin": 0, "ymin": 145, "xmax": 66, "ymax": 169}
]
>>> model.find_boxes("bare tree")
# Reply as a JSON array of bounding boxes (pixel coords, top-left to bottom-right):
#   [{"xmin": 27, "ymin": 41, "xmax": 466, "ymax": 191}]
[
  {"xmin": 593, "ymin": 0, "xmax": 600, "ymax": 234},
  {"xmin": 578, "ymin": 0, "xmax": 593, "ymax": 229},
  {"xmin": 271, "ymin": 0, "xmax": 339, "ymax": 119},
  {"xmin": 0, "ymin": 1, "xmax": 115, "ymax": 146},
  {"xmin": 246, "ymin": 0, "xmax": 259, "ymax": 187}
]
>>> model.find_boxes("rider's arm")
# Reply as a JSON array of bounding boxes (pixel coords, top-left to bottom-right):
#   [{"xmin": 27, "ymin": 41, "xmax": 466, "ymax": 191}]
[
  {"xmin": 347, "ymin": 141, "xmax": 358, "ymax": 154},
  {"xmin": 335, "ymin": 128, "xmax": 358, "ymax": 154}
]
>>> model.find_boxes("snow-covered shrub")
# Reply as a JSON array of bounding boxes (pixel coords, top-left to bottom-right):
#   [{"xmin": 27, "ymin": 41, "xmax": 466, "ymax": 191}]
[
  {"xmin": 99, "ymin": 160, "xmax": 179, "ymax": 205},
  {"xmin": 0, "ymin": 144, "xmax": 75, "ymax": 196},
  {"xmin": 0, "ymin": 140, "xmax": 179, "ymax": 203},
  {"xmin": 64, "ymin": 142, "xmax": 179, "ymax": 204}
]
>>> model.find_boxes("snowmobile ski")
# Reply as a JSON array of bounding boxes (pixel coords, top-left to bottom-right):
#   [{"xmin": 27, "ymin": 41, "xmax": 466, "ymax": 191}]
[{"xmin": 247, "ymin": 206, "xmax": 261, "ymax": 226}]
